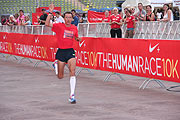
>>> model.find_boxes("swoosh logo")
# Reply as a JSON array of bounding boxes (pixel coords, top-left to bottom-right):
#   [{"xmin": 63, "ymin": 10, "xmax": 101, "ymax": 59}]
[
  {"xmin": 35, "ymin": 37, "xmax": 39, "ymax": 43},
  {"xmin": 3, "ymin": 35, "xmax": 7, "ymax": 40},
  {"xmin": 149, "ymin": 43, "xmax": 159, "ymax": 53},
  {"xmin": 79, "ymin": 40, "xmax": 85, "ymax": 47}
]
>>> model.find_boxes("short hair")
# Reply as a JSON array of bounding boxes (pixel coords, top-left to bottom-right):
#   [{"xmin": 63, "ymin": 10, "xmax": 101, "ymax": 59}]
[
  {"xmin": 42, "ymin": 8, "xmax": 46, "ymax": 11},
  {"xmin": 10, "ymin": 15, "xmax": 14, "ymax": 18},
  {"xmin": 55, "ymin": 11, "xmax": 60, "ymax": 15},
  {"xmin": 138, "ymin": 3, "xmax": 143, "ymax": 6},
  {"xmin": 19, "ymin": 10, "xmax": 24, "ymax": 13},
  {"xmin": 113, "ymin": 7, "xmax": 118, "ymax": 11},
  {"xmin": 63, "ymin": 11, "xmax": 73, "ymax": 17},
  {"xmin": 71, "ymin": 9, "xmax": 76, "ymax": 13},
  {"xmin": 146, "ymin": 5, "xmax": 152, "ymax": 9}
]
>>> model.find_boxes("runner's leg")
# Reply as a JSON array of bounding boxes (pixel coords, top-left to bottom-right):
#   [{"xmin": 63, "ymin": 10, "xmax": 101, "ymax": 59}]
[
  {"xmin": 57, "ymin": 60, "xmax": 66, "ymax": 79},
  {"xmin": 67, "ymin": 58, "xmax": 76, "ymax": 97}
]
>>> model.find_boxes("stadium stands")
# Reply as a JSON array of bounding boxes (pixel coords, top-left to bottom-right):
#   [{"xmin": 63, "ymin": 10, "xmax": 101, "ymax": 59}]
[{"xmin": 0, "ymin": 0, "xmax": 118, "ymax": 16}]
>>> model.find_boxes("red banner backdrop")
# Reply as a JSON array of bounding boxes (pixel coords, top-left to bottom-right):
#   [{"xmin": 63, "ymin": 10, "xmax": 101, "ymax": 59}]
[
  {"xmin": 0, "ymin": 32, "xmax": 180, "ymax": 83},
  {"xmin": 32, "ymin": 13, "xmax": 42, "ymax": 25},
  {"xmin": 88, "ymin": 10, "xmax": 111, "ymax": 23}
]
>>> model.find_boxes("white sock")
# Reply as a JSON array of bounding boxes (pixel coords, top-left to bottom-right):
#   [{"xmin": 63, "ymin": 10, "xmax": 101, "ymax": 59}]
[
  {"xmin": 70, "ymin": 76, "xmax": 76, "ymax": 97},
  {"xmin": 54, "ymin": 60, "xmax": 58, "ymax": 75}
]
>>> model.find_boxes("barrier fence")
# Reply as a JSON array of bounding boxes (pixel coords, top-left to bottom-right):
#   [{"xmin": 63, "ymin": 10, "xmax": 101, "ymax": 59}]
[
  {"xmin": 0, "ymin": 21, "xmax": 180, "ymax": 40},
  {"xmin": 0, "ymin": 32, "xmax": 180, "ymax": 83},
  {"xmin": 0, "ymin": 21, "xmax": 180, "ymax": 89}
]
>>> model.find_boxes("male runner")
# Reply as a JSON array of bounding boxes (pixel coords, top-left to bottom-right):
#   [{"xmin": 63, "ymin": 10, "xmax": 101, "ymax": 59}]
[{"xmin": 45, "ymin": 3, "xmax": 81, "ymax": 104}]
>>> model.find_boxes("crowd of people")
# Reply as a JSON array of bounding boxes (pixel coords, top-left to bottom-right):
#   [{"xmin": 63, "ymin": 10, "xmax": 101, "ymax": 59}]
[
  {"xmin": 101, "ymin": 3, "xmax": 179, "ymax": 38},
  {"xmin": 1, "ymin": 10, "xmax": 32, "ymax": 26},
  {"xmin": 1, "ymin": 3, "xmax": 179, "ymax": 39}
]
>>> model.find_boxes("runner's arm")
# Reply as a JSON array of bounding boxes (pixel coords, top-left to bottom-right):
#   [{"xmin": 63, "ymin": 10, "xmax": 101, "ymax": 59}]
[
  {"xmin": 75, "ymin": 37, "xmax": 82, "ymax": 42},
  {"xmin": 45, "ymin": 3, "xmax": 54, "ymax": 27}
]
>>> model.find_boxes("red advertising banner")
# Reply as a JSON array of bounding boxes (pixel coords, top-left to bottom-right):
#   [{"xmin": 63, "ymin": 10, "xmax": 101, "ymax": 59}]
[
  {"xmin": 0, "ymin": 32, "xmax": 180, "ymax": 83},
  {"xmin": 0, "ymin": 32, "xmax": 58, "ymax": 61},
  {"xmin": 88, "ymin": 10, "xmax": 111, "ymax": 23},
  {"xmin": 74, "ymin": 38, "xmax": 180, "ymax": 83},
  {"xmin": 32, "ymin": 13, "xmax": 42, "ymax": 25}
]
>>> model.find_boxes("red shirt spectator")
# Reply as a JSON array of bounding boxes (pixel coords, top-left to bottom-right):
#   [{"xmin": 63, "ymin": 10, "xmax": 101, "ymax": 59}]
[
  {"xmin": 110, "ymin": 14, "xmax": 122, "ymax": 29},
  {"xmin": 126, "ymin": 15, "xmax": 135, "ymax": 28},
  {"xmin": 52, "ymin": 22, "xmax": 78, "ymax": 49}
]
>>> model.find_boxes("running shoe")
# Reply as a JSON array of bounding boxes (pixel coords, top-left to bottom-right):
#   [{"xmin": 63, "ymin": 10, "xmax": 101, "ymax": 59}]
[
  {"xmin": 52, "ymin": 60, "xmax": 58, "ymax": 75},
  {"xmin": 69, "ymin": 95, "xmax": 76, "ymax": 104}
]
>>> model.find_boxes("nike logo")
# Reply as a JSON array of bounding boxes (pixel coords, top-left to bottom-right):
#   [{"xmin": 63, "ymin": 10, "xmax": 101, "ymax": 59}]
[
  {"xmin": 79, "ymin": 40, "xmax": 85, "ymax": 47},
  {"xmin": 3, "ymin": 35, "xmax": 7, "ymax": 40},
  {"xmin": 35, "ymin": 37, "xmax": 39, "ymax": 43},
  {"xmin": 149, "ymin": 43, "xmax": 159, "ymax": 53}
]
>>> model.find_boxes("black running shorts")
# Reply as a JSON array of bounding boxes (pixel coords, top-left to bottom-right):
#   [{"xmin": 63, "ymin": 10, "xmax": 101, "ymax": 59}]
[{"xmin": 55, "ymin": 48, "xmax": 75, "ymax": 63}]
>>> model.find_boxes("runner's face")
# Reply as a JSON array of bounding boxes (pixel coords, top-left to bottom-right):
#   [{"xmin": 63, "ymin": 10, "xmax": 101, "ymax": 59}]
[{"xmin": 64, "ymin": 14, "xmax": 73, "ymax": 25}]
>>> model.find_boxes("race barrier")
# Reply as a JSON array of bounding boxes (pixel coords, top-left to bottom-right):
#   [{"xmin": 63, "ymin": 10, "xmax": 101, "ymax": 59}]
[
  {"xmin": 0, "ymin": 21, "xmax": 179, "ymax": 40},
  {"xmin": 0, "ymin": 32, "xmax": 180, "ymax": 83}
]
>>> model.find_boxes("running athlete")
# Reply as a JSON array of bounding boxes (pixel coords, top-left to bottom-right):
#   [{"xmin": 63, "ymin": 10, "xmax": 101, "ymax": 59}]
[{"xmin": 45, "ymin": 3, "xmax": 81, "ymax": 104}]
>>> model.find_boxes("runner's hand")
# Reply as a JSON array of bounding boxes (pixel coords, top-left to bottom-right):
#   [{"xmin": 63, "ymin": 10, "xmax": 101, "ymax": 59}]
[{"xmin": 76, "ymin": 37, "xmax": 82, "ymax": 42}]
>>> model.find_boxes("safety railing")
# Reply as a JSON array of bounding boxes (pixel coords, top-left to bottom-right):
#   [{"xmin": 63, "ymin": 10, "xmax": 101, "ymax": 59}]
[
  {"xmin": 78, "ymin": 21, "xmax": 180, "ymax": 40},
  {"xmin": 0, "ymin": 21, "xmax": 180, "ymax": 40}
]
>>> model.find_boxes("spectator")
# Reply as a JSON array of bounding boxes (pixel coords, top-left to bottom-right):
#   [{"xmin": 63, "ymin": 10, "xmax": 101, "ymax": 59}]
[
  {"xmin": 50, "ymin": 14, "xmax": 55, "ymax": 24},
  {"xmin": 159, "ymin": 4, "xmax": 173, "ymax": 21},
  {"xmin": 21, "ymin": 15, "xmax": 31, "ymax": 25},
  {"xmin": 130, "ymin": 7, "xmax": 136, "ymax": 16},
  {"xmin": 122, "ymin": 8, "xmax": 128, "ymax": 23},
  {"xmin": 144, "ymin": 5, "xmax": 155, "ymax": 21},
  {"xmin": 16, "ymin": 10, "xmax": 25, "ymax": 25},
  {"xmin": 173, "ymin": 8, "xmax": 179, "ymax": 20},
  {"xmin": 71, "ymin": 9, "xmax": 79, "ymax": 26},
  {"xmin": 102, "ymin": 10, "xmax": 110, "ymax": 23},
  {"xmin": 156, "ymin": 9, "xmax": 163, "ymax": 19},
  {"xmin": 38, "ymin": 8, "xmax": 48, "ymax": 25},
  {"xmin": 123, "ymin": 8, "xmax": 128, "ymax": 19},
  {"xmin": 54, "ymin": 11, "xmax": 65, "ymax": 23},
  {"xmin": 80, "ymin": 13, "xmax": 88, "ymax": 23},
  {"xmin": 14, "ymin": 13, "xmax": 19, "ymax": 25},
  {"xmin": 136, "ymin": 3, "xmax": 146, "ymax": 21},
  {"xmin": 125, "ymin": 9, "xmax": 136, "ymax": 38},
  {"xmin": 7, "ymin": 15, "xmax": 16, "ymax": 26},
  {"xmin": 1, "ymin": 16, "xmax": 8, "ymax": 25},
  {"xmin": 109, "ymin": 7, "xmax": 123, "ymax": 38}
]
